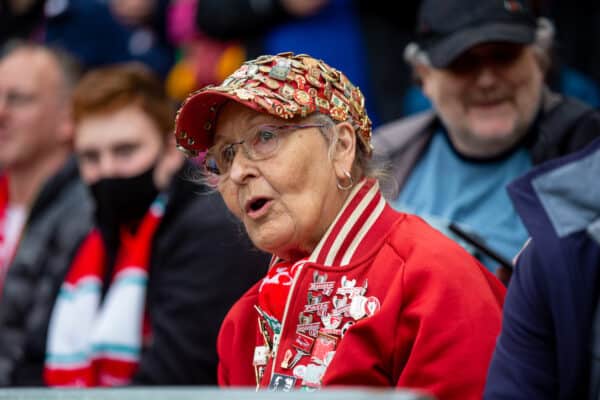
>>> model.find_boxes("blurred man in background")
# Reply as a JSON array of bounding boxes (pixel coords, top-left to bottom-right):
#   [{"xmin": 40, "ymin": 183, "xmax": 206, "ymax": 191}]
[
  {"xmin": 0, "ymin": 41, "xmax": 93, "ymax": 386},
  {"xmin": 374, "ymin": 0, "xmax": 600, "ymax": 279}
]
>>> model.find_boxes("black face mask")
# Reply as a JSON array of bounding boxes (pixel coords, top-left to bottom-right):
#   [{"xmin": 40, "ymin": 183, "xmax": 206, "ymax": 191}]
[{"xmin": 90, "ymin": 164, "xmax": 159, "ymax": 229}]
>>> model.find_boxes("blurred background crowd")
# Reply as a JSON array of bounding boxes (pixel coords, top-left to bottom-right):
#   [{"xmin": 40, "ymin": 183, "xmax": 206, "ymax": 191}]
[
  {"xmin": 3, "ymin": 0, "xmax": 600, "ymax": 123},
  {"xmin": 0, "ymin": 0, "xmax": 599, "ymax": 396}
]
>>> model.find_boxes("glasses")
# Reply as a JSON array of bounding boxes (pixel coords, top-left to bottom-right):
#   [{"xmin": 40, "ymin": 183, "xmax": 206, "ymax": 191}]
[
  {"xmin": 0, "ymin": 90, "xmax": 36, "ymax": 109},
  {"xmin": 448, "ymin": 43, "xmax": 524, "ymax": 75},
  {"xmin": 203, "ymin": 123, "xmax": 325, "ymax": 183}
]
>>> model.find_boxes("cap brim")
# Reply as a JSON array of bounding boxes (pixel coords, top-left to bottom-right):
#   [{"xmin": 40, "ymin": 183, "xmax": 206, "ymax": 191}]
[
  {"xmin": 175, "ymin": 88, "xmax": 274, "ymax": 155},
  {"xmin": 426, "ymin": 22, "xmax": 535, "ymax": 68}
]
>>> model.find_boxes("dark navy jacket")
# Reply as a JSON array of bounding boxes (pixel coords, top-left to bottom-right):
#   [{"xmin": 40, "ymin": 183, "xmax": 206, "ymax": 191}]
[{"xmin": 484, "ymin": 138, "xmax": 600, "ymax": 399}]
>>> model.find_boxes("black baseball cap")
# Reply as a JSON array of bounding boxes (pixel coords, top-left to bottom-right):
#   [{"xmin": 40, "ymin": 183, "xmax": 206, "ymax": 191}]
[{"xmin": 416, "ymin": 0, "xmax": 537, "ymax": 68}]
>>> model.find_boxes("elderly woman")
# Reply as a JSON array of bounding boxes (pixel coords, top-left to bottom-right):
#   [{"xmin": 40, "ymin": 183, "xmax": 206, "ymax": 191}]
[{"xmin": 175, "ymin": 53, "xmax": 505, "ymax": 398}]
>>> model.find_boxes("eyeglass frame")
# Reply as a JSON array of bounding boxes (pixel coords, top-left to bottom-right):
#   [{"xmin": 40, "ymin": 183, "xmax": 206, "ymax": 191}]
[
  {"xmin": 201, "ymin": 123, "xmax": 326, "ymax": 185},
  {"xmin": 0, "ymin": 89, "xmax": 37, "ymax": 109}
]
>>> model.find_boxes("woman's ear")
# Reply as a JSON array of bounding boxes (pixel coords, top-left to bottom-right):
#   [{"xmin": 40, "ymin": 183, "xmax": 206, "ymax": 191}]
[{"xmin": 332, "ymin": 121, "xmax": 356, "ymax": 177}]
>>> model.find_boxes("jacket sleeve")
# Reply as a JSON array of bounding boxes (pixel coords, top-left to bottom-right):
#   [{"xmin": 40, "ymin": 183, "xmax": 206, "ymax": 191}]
[
  {"xmin": 484, "ymin": 242, "xmax": 557, "ymax": 399},
  {"xmin": 216, "ymin": 288, "xmax": 260, "ymax": 386},
  {"xmin": 132, "ymin": 194, "xmax": 268, "ymax": 385},
  {"xmin": 195, "ymin": 0, "xmax": 289, "ymax": 40},
  {"xmin": 395, "ymin": 245, "xmax": 505, "ymax": 400}
]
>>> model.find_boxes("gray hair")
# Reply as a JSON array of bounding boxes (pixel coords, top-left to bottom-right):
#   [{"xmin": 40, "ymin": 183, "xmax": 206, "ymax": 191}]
[{"xmin": 306, "ymin": 113, "xmax": 386, "ymax": 182}]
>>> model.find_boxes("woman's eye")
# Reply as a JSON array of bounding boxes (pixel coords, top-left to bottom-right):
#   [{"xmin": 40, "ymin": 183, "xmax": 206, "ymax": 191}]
[
  {"xmin": 257, "ymin": 129, "xmax": 276, "ymax": 143},
  {"xmin": 221, "ymin": 145, "xmax": 237, "ymax": 163}
]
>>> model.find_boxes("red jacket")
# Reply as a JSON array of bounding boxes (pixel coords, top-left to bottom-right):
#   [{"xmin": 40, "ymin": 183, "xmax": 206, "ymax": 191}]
[{"xmin": 218, "ymin": 179, "xmax": 505, "ymax": 399}]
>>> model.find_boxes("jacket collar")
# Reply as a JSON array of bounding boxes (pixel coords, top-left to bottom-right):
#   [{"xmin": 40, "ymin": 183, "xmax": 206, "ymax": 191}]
[
  {"xmin": 307, "ymin": 178, "xmax": 389, "ymax": 267},
  {"xmin": 508, "ymin": 137, "xmax": 600, "ymax": 245}
]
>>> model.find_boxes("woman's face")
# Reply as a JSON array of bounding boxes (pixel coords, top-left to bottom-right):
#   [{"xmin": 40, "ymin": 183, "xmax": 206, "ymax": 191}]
[{"xmin": 214, "ymin": 102, "xmax": 347, "ymax": 260}]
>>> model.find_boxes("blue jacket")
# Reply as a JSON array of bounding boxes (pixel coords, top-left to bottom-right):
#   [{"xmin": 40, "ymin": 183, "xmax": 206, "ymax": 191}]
[{"xmin": 484, "ymin": 138, "xmax": 600, "ymax": 399}]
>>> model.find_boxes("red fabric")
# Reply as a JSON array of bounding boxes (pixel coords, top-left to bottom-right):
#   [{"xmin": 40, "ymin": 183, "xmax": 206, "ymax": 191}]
[
  {"xmin": 217, "ymin": 207, "xmax": 505, "ymax": 399},
  {"xmin": 0, "ymin": 175, "xmax": 9, "ymax": 221},
  {"xmin": 44, "ymin": 205, "xmax": 162, "ymax": 387},
  {"xmin": 0, "ymin": 175, "xmax": 12, "ymax": 292},
  {"xmin": 258, "ymin": 260, "xmax": 306, "ymax": 321}
]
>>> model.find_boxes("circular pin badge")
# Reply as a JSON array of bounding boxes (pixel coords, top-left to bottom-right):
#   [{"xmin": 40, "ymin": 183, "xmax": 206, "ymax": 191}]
[
  {"xmin": 363, "ymin": 296, "xmax": 381, "ymax": 316},
  {"xmin": 306, "ymin": 75, "xmax": 323, "ymax": 88},
  {"xmin": 293, "ymin": 90, "xmax": 312, "ymax": 106},
  {"xmin": 254, "ymin": 96, "xmax": 273, "ymax": 111},
  {"xmin": 330, "ymin": 106, "xmax": 348, "ymax": 121},
  {"xmin": 235, "ymin": 89, "xmax": 254, "ymax": 100},
  {"xmin": 265, "ymin": 78, "xmax": 281, "ymax": 90},
  {"xmin": 295, "ymin": 75, "xmax": 306, "ymax": 90},
  {"xmin": 279, "ymin": 84, "xmax": 295, "ymax": 99},
  {"xmin": 309, "ymin": 67, "xmax": 321, "ymax": 79},
  {"xmin": 273, "ymin": 103, "xmax": 288, "ymax": 118},
  {"xmin": 286, "ymin": 103, "xmax": 299, "ymax": 113}
]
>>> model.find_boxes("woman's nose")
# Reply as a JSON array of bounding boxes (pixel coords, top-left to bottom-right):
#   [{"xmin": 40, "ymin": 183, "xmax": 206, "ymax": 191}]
[{"xmin": 228, "ymin": 148, "xmax": 257, "ymax": 184}]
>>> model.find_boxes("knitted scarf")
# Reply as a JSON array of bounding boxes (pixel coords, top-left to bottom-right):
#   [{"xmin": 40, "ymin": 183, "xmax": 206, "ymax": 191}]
[{"xmin": 44, "ymin": 195, "xmax": 166, "ymax": 386}]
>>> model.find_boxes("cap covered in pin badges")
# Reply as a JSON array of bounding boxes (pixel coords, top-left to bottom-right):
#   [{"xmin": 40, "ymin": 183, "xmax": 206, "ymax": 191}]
[{"xmin": 174, "ymin": 52, "xmax": 373, "ymax": 157}]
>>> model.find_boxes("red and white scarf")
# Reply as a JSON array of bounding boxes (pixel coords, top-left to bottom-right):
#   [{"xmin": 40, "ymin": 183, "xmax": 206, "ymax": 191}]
[
  {"xmin": 0, "ymin": 175, "xmax": 10, "ymax": 290},
  {"xmin": 44, "ymin": 196, "xmax": 166, "ymax": 387},
  {"xmin": 0, "ymin": 175, "xmax": 26, "ymax": 294}
]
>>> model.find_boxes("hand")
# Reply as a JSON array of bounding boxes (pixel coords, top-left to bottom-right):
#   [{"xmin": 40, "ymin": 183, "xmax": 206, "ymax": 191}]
[{"xmin": 280, "ymin": 0, "xmax": 329, "ymax": 17}]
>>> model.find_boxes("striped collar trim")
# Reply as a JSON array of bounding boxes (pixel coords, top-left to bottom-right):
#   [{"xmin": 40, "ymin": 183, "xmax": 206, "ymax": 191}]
[{"xmin": 307, "ymin": 178, "xmax": 386, "ymax": 267}]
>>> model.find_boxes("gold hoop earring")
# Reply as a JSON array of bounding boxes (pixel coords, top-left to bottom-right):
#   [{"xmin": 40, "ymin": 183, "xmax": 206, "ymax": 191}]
[{"xmin": 336, "ymin": 170, "xmax": 354, "ymax": 191}]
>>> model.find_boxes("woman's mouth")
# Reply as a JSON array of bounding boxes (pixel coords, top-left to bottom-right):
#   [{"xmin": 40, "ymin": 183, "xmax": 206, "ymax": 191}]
[{"xmin": 245, "ymin": 197, "xmax": 273, "ymax": 219}]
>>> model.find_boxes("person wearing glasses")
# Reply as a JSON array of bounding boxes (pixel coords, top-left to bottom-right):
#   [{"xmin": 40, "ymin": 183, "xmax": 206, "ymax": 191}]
[
  {"xmin": 0, "ymin": 42, "xmax": 93, "ymax": 386},
  {"xmin": 373, "ymin": 0, "xmax": 600, "ymax": 281},
  {"xmin": 174, "ymin": 52, "xmax": 505, "ymax": 398},
  {"xmin": 44, "ymin": 63, "xmax": 269, "ymax": 386}
]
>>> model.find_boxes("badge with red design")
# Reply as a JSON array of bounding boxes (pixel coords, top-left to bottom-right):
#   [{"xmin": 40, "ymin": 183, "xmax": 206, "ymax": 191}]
[
  {"xmin": 349, "ymin": 295, "xmax": 381, "ymax": 320},
  {"xmin": 308, "ymin": 272, "xmax": 335, "ymax": 296},
  {"xmin": 253, "ymin": 345, "xmax": 269, "ymax": 366},
  {"xmin": 310, "ymin": 332, "xmax": 337, "ymax": 364},
  {"xmin": 364, "ymin": 296, "xmax": 381, "ymax": 316},
  {"xmin": 294, "ymin": 332, "xmax": 315, "ymax": 354},
  {"xmin": 296, "ymin": 312, "xmax": 320, "ymax": 337},
  {"xmin": 320, "ymin": 313, "xmax": 342, "ymax": 335}
]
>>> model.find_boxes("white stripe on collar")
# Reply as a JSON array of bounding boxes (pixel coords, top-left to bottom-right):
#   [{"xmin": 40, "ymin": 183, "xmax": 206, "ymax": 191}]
[{"xmin": 309, "ymin": 179, "xmax": 384, "ymax": 266}]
